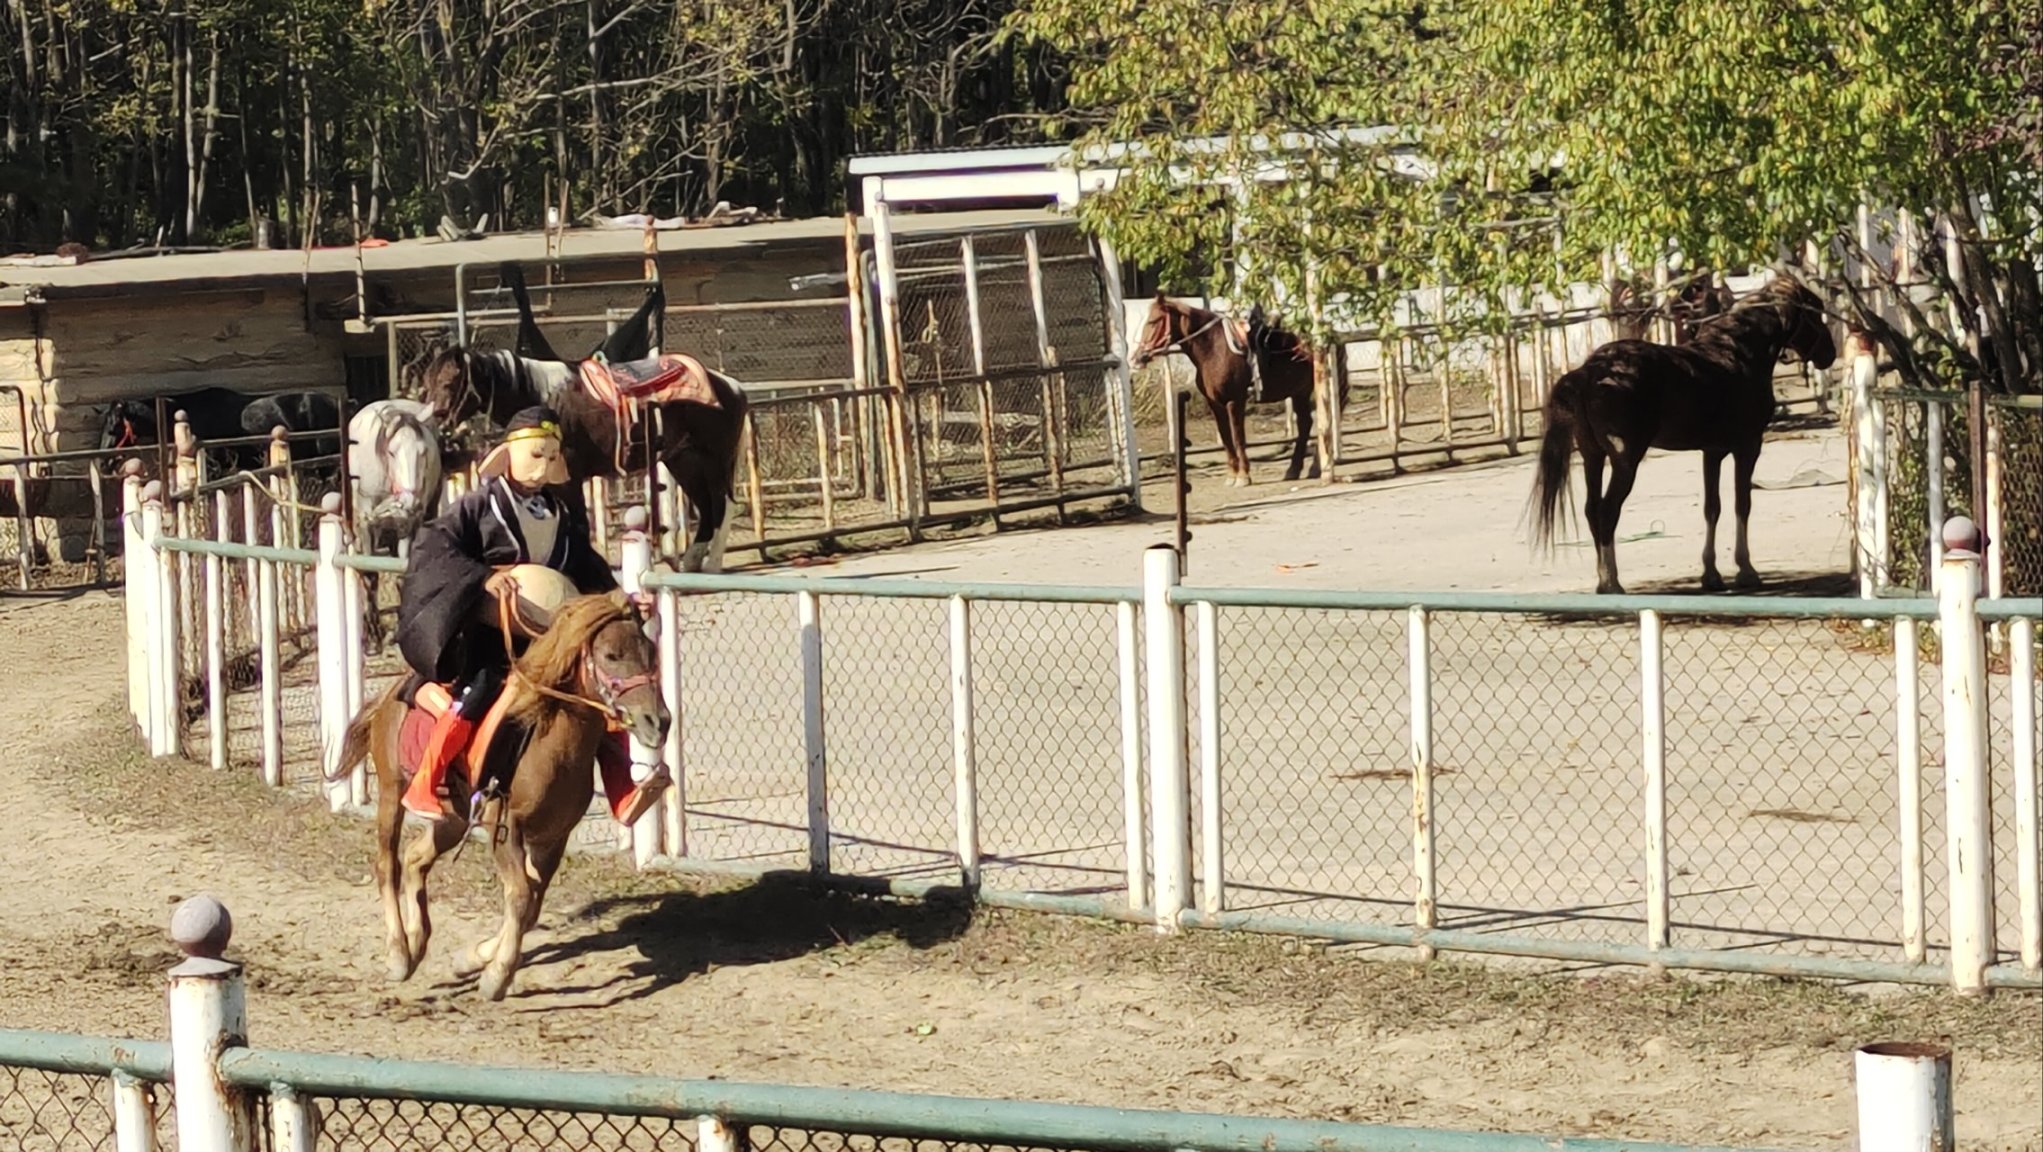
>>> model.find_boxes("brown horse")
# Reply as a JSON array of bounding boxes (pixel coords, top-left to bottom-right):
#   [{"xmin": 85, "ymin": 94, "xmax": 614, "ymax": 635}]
[
  {"xmin": 1608, "ymin": 271, "xmax": 1737, "ymax": 344},
  {"xmin": 332, "ymin": 593, "xmax": 669, "ymax": 1001},
  {"xmin": 1532, "ymin": 272, "xmax": 1837, "ymax": 594},
  {"xmin": 1128, "ymin": 294, "xmax": 1332, "ymax": 486}
]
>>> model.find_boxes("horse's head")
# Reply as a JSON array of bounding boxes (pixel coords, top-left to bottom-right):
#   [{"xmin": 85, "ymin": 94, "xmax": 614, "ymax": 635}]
[
  {"xmin": 515, "ymin": 594, "xmax": 670, "ymax": 750},
  {"xmin": 1130, "ymin": 293, "xmax": 1197, "ymax": 368},
  {"xmin": 1763, "ymin": 274, "xmax": 1837, "ymax": 369},
  {"xmin": 415, "ymin": 347, "xmax": 483, "ymax": 425},
  {"xmin": 352, "ymin": 402, "xmax": 441, "ymax": 547}
]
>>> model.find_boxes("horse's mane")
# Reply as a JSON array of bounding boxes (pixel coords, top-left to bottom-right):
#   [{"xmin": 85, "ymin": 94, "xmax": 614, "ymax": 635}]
[{"xmin": 507, "ymin": 593, "xmax": 634, "ymax": 726}]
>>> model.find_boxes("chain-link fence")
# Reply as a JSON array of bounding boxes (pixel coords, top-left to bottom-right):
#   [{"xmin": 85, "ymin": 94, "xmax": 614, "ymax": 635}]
[
  {"xmin": 0, "ymin": 1066, "xmax": 173, "ymax": 1152},
  {"xmin": 1874, "ymin": 389, "xmax": 2039, "ymax": 600}
]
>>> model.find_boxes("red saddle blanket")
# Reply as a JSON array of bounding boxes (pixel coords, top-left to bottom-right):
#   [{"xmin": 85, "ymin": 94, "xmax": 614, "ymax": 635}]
[
  {"xmin": 578, "ymin": 354, "xmax": 722, "ymax": 411},
  {"xmin": 394, "ymin": 680, "xmax": 518, "ymax": 787}
]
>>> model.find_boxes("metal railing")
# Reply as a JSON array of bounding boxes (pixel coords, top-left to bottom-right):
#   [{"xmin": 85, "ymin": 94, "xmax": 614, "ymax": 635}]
[
  {"xmin": 124, "ymin": 470, "xmax": 2043, "ymax": 992},
  {"xmin": 0, "ymin": 898, "xmax": 1812, "ymax": 1152}
]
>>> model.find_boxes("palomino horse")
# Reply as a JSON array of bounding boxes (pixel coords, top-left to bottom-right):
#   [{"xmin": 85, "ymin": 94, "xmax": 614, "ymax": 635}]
[
  {"xmin": 1532, "ymin": 272, "xmax": 1837, "ymax": 594},
  {"xmin": 1128, "ymin": 293, "xmax": 1331, "ymax": 486},
  {"xmin": 332, "ymin": 593, "xmax": 669, "ymax": 1001},
  {"xmin": 347, "ymin": 399, "xmax": 443, "ymax": 651}
]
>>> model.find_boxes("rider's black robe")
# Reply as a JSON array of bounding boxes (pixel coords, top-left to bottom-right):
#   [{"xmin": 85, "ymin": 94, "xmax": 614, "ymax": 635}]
[{"xmin": 394, "ymin": 476, "xmax": 616, "ymax": 685}]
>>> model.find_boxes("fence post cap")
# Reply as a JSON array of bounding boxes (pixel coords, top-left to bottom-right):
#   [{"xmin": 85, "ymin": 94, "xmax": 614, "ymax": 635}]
[
  {"xmin": 623, "ymin": 506, "xmax": 648, "ymax": 533},
  {"xmin": 168, "ymin": 895, "xmax": 235, "ymax": 973},
  {"xmin": 121, "ymin": 458, "xmax": 144, "ymax": 479},
  {"xmin": 320, "ymin": 492, "xmax": 343, "ymax": 517},
  {"xmin": 270, "ymin": 426, "xmax": 288, "ymax": 441},
  {"xmin": 140, "ymin": 479, "xmax": 163, "ymax": 503},
  {"xmin": 1941, "ymin": 516, "xmax": 1979, "ymax": 554}
]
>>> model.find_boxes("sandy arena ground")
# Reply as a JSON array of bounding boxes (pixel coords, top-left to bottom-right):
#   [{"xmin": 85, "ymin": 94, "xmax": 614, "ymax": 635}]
[{"xmin": 0, "ymin": 424, "xmax": 2036, "ymax": 1150}]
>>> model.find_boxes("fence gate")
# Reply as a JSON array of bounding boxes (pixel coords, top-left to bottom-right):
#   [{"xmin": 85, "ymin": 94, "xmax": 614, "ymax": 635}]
[{"xmin": 871, "ymin": 212, "xmax": 1141, "ymax": 527}]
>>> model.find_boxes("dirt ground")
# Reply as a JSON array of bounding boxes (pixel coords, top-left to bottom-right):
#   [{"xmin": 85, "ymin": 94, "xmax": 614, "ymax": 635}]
[{"xmin": 0, "ymin": 582, "xmax": 2038, "ymax": 1150}]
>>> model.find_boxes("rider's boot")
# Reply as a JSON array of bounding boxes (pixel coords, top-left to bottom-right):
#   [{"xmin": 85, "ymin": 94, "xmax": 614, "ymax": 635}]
[
  {"xmin": 402, "ymin": 668, "xmax": 502, "ymax": 820},
  {"xmin": 595, "ymin": 729, "xmax": 671, "ymax": 827}
]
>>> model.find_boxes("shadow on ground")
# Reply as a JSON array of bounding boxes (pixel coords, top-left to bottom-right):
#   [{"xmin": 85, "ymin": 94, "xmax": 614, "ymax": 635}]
[{"xmin": 485, "ymin": 872, "xmax": 973, "ymax": 1008}]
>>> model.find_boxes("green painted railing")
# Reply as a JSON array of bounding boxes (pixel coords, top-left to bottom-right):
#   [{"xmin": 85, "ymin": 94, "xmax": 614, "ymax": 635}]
[
  {"xmin": 1169, "ymin": 585, "xmax": 1947, "ymax": 619},
  {"xmin": 0, "ymin": 1029, "xmax": 172, "ymax": 1081},
  {"xmin": 217, "ymin": 1046, "xmax": 1788, "ymax": 1152},
  {"xmin": 152, "ymin": 536, "xmax": 317, "ymax": 566},
  {"xmin": 644, "ymin": 569, "xmax": 1139, "ymax": 604}
]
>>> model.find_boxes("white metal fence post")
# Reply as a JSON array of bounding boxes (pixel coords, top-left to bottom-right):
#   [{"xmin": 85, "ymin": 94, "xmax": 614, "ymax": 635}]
[
  {"xmin": 2011, "ymin": 613, "xmax": 2039, "ymax": 972},
  {"xmin": 257, "ymin": 547, "xmax": 283, "ymax": 789},
  {"xmin": 1895, "ymin": 615, "xmax": 1927, "ymax": 963},
  {"xmin": 315, "ymin": 500, "xmax": 352, "ymax": 810},
  {"xmin": 1095, "ymin": 233, "xmax": 1143, "ymax": 503},
  {"xmin": 799, "ymin": 589, "xmax": 829, "ymax": 873},
  {"xmin": 1853, "ymin": 1042, "xmax": 1953, "ymax": 1152},
  {"xmin": 1196, "ymin": 600, "xmax": 1223, "ymax": 914},
  {"xmin": 122, "ymin": 463, "xmax": 148, "ymax": 733},
  {"xmin": 110, "ymin": 1070, "xmax": 161, "ymax": 1152},
  {"xmin": 141, "ymin": 482, "xmax": 179, "ymax": 758},
  {"xmin": 166, "ymin": 895, "xmax": 253, "ymax": 1152},
  {"xmin": 268, "ymin": 1084, "xmax": 319, "ymax": 1152},
  {"xmin": 1850, "ymin": 340, "xmax": 1887, "ymax": 596},
  {"xmin": 1409, "ymin": 606, "xmax": 1436, "ymax": 959},
  {"xmin": 619, "ymin": 509, "xmax": 664, "ymax": 868},
  {"xmin": 1936, "ymin": 517, "xmax": 1992, "ymax": 994},
  {"xmin": 1142, "ymin": 546, "xmax": 1190, "ymax": 931},
  {"xmin": 205, "ymin": 491, "xmax": 229, "ymax": 771},
  {"xmin": 1640, "ymin": 609, "xmax": 1669, "ymax": 954},
  {"xmin": 1115, "ymin": 600, "xmax": 1147, "ymax": 912},
  {"xmin": 948, "ymin": 594, "xmax": 981, "ymax": 889},
  {"xmin": 657, "ymin": 585, "xmax": 686, "ymax": 857}
]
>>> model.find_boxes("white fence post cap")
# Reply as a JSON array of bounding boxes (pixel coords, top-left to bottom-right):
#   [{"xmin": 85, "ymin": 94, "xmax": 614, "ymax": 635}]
[
  {"xmin": 1941, "ymin": 516, "xmax": 1979, "ymax": 554},
  {"xmin": 169, "ymin": 894, "xmax": 236, "ymax": 976}
]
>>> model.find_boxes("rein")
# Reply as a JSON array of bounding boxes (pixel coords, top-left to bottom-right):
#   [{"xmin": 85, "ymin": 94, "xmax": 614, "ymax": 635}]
[
  {"xmin": 1138, "ymin": 313, "xmax": 1224, "ymax": 362},
  {"xmin": 493, "ymin": 591, "xmax": 650, "ymax": 723}
]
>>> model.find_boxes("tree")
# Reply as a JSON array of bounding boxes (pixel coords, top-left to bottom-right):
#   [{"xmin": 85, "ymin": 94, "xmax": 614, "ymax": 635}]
[{"xmin": 1014, "ymin": 0, "xmax": 2042, "ymax": 396}]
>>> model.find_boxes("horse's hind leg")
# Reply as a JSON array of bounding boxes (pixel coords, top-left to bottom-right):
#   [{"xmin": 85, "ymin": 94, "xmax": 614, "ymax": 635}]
[
  {"xmin": 1594, "ymin": 453, "xmax": 1643, "ymax": 595},
  {"xmin": 374, "ymin": 759, "xmax": 414, "ymax": 980},
  {"xmin": 1284, "ymin": 392, "xmax": 1316, "ymax": 481},
  {"xmin": 398, "ymin": 813, "xmax": 468, "ymax": 969},
  {"xmin": 1731, "ymin": 443, "xmax": 1762, "ymax": 588},
  {"xmin": 1700, "ymin": 449, "xmax": 1727, "ymax": 592},
  {"xmin": 1228, "ymin": 401, "xmax": 1253, "ymax": 485}
]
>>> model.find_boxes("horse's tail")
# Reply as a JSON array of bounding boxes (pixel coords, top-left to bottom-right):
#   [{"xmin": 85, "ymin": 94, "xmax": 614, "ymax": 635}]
[
  {"xmin": 325, "ymin": 681, "xmax": 396, "ymax": 784},
  {"xmin": 1529, "ymin": 366, "xmax": 1587, "ymax": 553}
]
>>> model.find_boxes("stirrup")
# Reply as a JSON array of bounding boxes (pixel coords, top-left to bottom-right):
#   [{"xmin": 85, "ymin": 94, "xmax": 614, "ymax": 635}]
[{"xmin": 613, "ymin": 766, "xmax": 671, "ymax": 827}]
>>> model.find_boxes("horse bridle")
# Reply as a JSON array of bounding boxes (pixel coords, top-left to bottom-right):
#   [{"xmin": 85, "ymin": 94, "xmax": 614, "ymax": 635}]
[
  {"xmin": 1135, "ymin": 309, "xmax": 1223, "ymax": 362},
  {"xmin": 583, "ymin": 649, "xmax": 658, "ymax": 724}
]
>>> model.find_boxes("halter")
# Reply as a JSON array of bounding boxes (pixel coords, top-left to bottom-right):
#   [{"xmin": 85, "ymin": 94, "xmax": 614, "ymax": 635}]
[{"xmin": 1136, "ymin": 310, "xmax": 1224, "ymax": 361}]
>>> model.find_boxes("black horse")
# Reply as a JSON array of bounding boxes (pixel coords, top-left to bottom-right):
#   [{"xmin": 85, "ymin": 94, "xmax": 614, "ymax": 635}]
[
  {"xmin": 100, "ymin": 388, "xmax": 343, "ymax": 472},
  {"xmin": 1532, "ymin": 272, "xmax": 1837, "ymax": 594},
  {"xmin": 413, "ymin": 265, "xmax": 749, "ymax": 572}
]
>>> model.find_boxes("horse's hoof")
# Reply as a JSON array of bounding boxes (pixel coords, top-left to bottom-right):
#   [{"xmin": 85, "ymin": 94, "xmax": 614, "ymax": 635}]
[
  {"xmin": 1734, "ymin": 570, "xmax": 1763, "ymax": 590},
  {"xmin": 680, "ymin": 544, "xmax": 708, "ymax": 573},
  {"xmin": 1701, "ymin": 572, "xmax": 1727, "ymax": 593},
  {"xmin": 452, "ymin": 946, "xmax": 487, "ymax": 980},
  {"xmin": 1281, "ymin": 468, "xmax": 1302, "ymax": 482},
  {"xmin": 478, "ymin": 970, "xmax": 512, "ymax": 1002},
  {"xmin": 385, "ymin": 949, "xmax": 416, "ymax": 982},
  {"xmin": 1596, "ymin": 581, "xmax": 1626, "ymax": 595}
]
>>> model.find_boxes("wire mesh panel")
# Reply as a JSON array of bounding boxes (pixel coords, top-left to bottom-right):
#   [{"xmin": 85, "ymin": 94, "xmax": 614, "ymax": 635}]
[
  {"xmin": 671, "ymin": 592, "xmax": 810, "ymax": 868},
  {"xmin": 310, "ymin": 1094, "xmax": 697, "ymax": 1151},
  {"xmin": 1991, "ymin": 398, "xmax": 2041, "ymax": 597},
  {"xmin": 1206, "ymin": 605, "xmax": 1412, "ymax": 922},
  {"xmin": 1661, "ymin": 618, "xmax": 1904, "ymax": 957},
  {"xmin": 0, "ymin": 1069, "xmax": 172, "ymax": 1152},
  {"xmin": 970, "ymin": 601, "xmax": 1131, "ymax": 894},
  {"xmin": 1429, "ymin": 612, "xmax": 1642, "ymax": 945}
]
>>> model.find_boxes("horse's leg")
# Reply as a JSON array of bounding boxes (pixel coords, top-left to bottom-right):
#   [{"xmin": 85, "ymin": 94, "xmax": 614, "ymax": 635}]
[
  {"xmin": 1700, "ymin": 449, "xmax": 1727, "ymax": 592},
  {"xmin": 1731, "ymin": 442, "xmax": 1762, "ymax": 588},
  {"xmin": 398, "ymin": 812, "xmax": 468, "ymax": 968},
  {"xmin": 476, "ymin": 819, "xmax": 536, "ymax": 1002},
  {"xmin": 1579, "ymin": 446, "xmax": 1608, "ymax": 575},
  {"xmin": 1595, "ymin": 453, "xmax": 1643, "ymax": 595},
  {"xmin": 374, "ymin": 743, "xmax": 413, "ymax": 980},
  {"xmin": 1284, "ymin": 391, "xmax": 1315, "ymax": 481},
  {"xmin": 1202, "ymin": 393, "xmax": 1238, "ymax": 487},
  {"xmin": 1228, "ymin": 401, "xmax": 1253, "ymax": 486}
]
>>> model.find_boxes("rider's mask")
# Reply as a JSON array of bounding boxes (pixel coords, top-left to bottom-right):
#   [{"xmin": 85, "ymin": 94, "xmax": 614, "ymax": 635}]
[{"xmin": 497, "ymin": 423, "xmax": 567, "ymax": 491}]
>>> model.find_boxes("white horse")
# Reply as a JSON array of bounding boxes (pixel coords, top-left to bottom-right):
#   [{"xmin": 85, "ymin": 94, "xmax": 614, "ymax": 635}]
[{"xmin": 348, "ymin": 399, "xmax": 442, "ymax": 650}]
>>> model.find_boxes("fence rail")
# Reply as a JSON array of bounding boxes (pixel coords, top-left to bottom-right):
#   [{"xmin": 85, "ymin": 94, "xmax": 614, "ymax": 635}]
[
  {"xmin": 0, "ymin": 901, "xmax": 1814, "ymax": 1152},
  {"xmin": 121, "ymin": 466, "xmax": 2043, "ymax": 991}
]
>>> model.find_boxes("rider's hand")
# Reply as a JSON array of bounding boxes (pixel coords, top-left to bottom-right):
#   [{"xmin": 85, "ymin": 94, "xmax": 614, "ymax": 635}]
[{"xmin": 484, "ymin": 570, "xmax": 518, "ymax": 600}]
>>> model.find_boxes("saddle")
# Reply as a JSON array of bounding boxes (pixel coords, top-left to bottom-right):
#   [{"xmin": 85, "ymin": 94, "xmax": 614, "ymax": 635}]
[
  {"xmin": 578, "ymin": 354, "xmax": 721, "ymax": 411},
  {"xmin": 394, "ymin": 674, "xmax": 523, "ymax": 805}
]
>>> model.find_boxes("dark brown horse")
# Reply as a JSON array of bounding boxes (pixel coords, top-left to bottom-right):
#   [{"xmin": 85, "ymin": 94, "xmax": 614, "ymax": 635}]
[
  {"xmin": 1608, "ymin": 271, "xmax": 1737, "ymax": 344},
  {"xmin": 1532, "ymin": 272, "xmax": 1837, "ymax": 594},
  {"xmin": 332, "ymin": 593, "xmax": 668, "ymax": 1001},
  {"xmin": 415, "ymin": 273, "xmax": 750, "ymax": 571},
  {"xmin": 1128, "ymin": 293, "xmax": 1334, "ymax": 486}
]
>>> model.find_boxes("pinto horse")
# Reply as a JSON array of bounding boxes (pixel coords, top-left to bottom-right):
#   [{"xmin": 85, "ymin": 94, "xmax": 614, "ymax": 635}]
[
  {"xmin": 332, "ymin": 593, "xmax": 669, "ymax": 1001},
  {"xmin": 414, "ymin": 265, "xmax": 748, "ymax": 572},
  {"xmin": 1532, "ymin": 272, "xmax": 1837, "ymax": 594},
  {"xmin": 1128, "ymin": 293, "xmax": 1334, "ymax": 486}
]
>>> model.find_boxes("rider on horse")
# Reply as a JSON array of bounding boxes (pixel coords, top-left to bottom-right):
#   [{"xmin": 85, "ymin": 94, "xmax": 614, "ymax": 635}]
[{"xmin": 393, "ymin": 405, "xmax": 670, "ymax": 825}]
